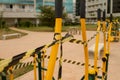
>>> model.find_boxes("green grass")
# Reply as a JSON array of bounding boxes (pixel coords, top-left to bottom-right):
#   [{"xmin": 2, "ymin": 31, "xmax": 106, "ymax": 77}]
[
  {"xmin": 86, "ymin": 24, "xmax": 97, "ymax": 31},
  {"xmin": 19, "ymin": 26, "xmax": 54, "ymax": 32},
  {"xmin": 0, "ymin": 28, "xmax": 27, "ymax": 40},
  {"xmin": 18, "ymin": 24, "xmax": 97, "ymax": 32}
]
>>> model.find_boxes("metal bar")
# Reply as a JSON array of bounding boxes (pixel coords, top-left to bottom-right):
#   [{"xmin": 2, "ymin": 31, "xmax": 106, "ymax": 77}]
[
  {"xmin": 94, "ymin": 9, "xmax": 101, "ymax": 80},
  {"xmin": 33, "ymin": 54, "xmax": 37, "ymax": 80},
  {"xmin": 45, "ymin": 0, "xmax": 63, "ymax": 80},
  {"xmin": 38, "ymin": 52, "xmax": 42, "ymax": 80},
  {"xmin": 80, "ymin": 0, "xmax": 89, "ymax": 80}
]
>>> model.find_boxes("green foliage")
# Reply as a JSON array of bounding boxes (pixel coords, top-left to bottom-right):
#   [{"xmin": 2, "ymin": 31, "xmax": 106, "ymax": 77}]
[
  {"xmin": 18, "ymin": 21, "xmax": 32, "ymax": 28},
  {"xmin": 38, "ymin": 6, "xmax": 55, "ymax": 27},
  {"xmin": 38, "ymin": 6, "xmax": 68, "ymax": 27},
  {"xmin": 64, "ymin": 18, "xmax": 72, "ymax": 26},
  {"xmin": 63, "ymin": 18, "xmax": 79, "ymax": 26},
  {"xmin": 0, "ymin": 11, "xmax": 6, "ymax": 29},
  {"xmin": 0, "ymin": 21, "xmax": 6, "ymax": 28}
]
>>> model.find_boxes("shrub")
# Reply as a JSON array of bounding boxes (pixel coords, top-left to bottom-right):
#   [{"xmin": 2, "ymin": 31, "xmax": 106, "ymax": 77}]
[{"xmin": 18, "ymin": 21, "xmax": 32, "ymax": 27}]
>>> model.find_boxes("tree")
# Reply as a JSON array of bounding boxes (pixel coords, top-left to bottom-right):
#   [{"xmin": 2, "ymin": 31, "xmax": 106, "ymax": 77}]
[
  {"xmin": 38, "ymin": 6, "xmax": 68, "ymax": 27},
  {"xmin": 0, "ymin": 11, "xmax": 6, "ymax": 29},
  {"xmin": 38, "ymin": 6, "xmax": 55, "ymax": 27},
  {"xmin": 0, "ymin": 11, "xmax": 3, "ymax": 28}
]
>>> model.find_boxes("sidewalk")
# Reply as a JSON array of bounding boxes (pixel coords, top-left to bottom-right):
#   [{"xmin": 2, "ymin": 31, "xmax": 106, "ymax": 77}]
[{"xmin": 0, "ymin": 28, "xmax": 120, "ymax": 80}]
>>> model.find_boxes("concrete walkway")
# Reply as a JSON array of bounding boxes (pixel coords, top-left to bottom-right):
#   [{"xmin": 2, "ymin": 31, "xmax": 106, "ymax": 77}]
[{"xmin": 0, "ymin": 27, "xmax": 120, "ymax": 80}]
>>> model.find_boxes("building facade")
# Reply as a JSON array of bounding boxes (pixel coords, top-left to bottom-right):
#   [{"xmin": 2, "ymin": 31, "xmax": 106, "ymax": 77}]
[
  {"xmin": 86, "ymin": 0, "xmax": 120, "ymax": 23},
  {"xmin": 110, "ymin": 0, "xmax": 120, "ymax": 17},
  {"xmin": 86, "ymin": 0, "xmax": 107, "ymax": 23},
  {"xmin": 0, "ymin": 0, "xmax": 74, "ymax": 26},
  {"xmin": 0, "ymin": 0, "xmax": 38, "ymax": 26},
  {"xmin": 43, "ymin": 0, "xmax": 74, "ymax": 19}
]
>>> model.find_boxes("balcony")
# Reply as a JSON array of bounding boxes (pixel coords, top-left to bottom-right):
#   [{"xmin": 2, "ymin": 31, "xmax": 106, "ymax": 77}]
[{"xmin": 3, "ymin": 11, "xmax": 37, "ymax": 18}]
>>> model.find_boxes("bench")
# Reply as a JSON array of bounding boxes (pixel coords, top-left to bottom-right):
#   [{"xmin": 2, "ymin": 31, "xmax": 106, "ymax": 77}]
[
  {"xmin": 88, "ymin": 43, "xmax": 104, "ymax": 59},
  {"xmin": 2, "ymin": 33, "xmax": 21, "ymax": 40}
]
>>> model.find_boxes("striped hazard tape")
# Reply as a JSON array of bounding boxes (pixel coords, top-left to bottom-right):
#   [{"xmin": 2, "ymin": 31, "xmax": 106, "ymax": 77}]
[
  {"xmin": 1, "ymin": 61, "xmax": 33, "ymax": 76},
  {"xmin": 69, "ymin": 31, "xmax": 100, "ymax": 45},
  {"xmin": 41, "ymin": 55, "xmax": 101, "ymax": 69},
  {"xmin": 0, "ymin": 58, "xmax": 4, "ymax": 61},
  {"xmin": 0, "ymin": 33, "xmax": 73, "ymax": 74},
  {"xmin": 0, "ymin": 31, "xmax": 102, "ymax": 75},
  {"xmin": 1, "ymin": 54, "xmax": 102, "ymax": 76},
  {"xmin": 12, "ymin": 61, "xmax": 33, "ymax": 71}
]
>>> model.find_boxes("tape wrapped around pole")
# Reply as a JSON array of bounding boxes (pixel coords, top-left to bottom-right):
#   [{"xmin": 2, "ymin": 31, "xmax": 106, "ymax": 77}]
[{"xmin": 0, "ymin": 34, "xmax": 73, "ymax": 73}]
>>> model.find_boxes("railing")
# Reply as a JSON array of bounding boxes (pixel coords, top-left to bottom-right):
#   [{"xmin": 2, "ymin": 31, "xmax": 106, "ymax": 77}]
[{"xmin": 0, "ymin": 0, "xmax": 113, "ymax": 80}]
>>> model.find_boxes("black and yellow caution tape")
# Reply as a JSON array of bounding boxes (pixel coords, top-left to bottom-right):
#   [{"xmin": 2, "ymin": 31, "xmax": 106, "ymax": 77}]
[
  {"xmin": 58, "ymin": 42, "xmax": 63, "ymax": 80},
  {"xmin": 87, "ymin": 32, "xmax": 98, "ymax": 43},
  {"xmin": 1, "ymin": 54, "xmax": 102, "ymax": 76},
  {"xmin": 42, "ymin": 55, "xmax": 101, "ymax": 70},
  {"xmin": 0, "ymin": 58, "xmax": 4, "ymax": 61},
  {"xmin": 69, "ymin": 39, "xmax": 84, "ymax": 44},
  {"xmin": 13, "ymin": 61, "xmax": 33, "ymax": 71},
  {"xmin": 0, "ymin": 33, "xmax": 73, "ymax": 74},
  {"xmin": 69, "ymin": 32, "xmax": 98, "ymax": 45},
  {"xmin": 1, "ymin": 61, "xmax": 33, "ymax": 76},
  {"xmin": 0, "ymin": 31, "xmax": 103, "ymax": 75}
]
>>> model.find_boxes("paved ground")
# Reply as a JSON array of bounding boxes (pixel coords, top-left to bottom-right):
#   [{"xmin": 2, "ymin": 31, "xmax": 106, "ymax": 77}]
[{"xmin": 0, "ymin": 27, "xmax": 120, "ymax": 80}]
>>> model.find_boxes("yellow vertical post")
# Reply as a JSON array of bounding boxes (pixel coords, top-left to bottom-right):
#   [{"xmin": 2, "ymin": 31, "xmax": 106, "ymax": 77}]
[
  {"xmin": 45, "ymin": 18, "xmax": 62, "ymax": 80},
  {"xmin": 108, "ymin": 13, "xmax": 112, "ymax": 52},
  {"xmin": 104, "ymin": 14, "xmax": 112, "ymax": 80},
  {"xmin": 94, "ymin": 21, "xmax": 100, "ymax": 80},
  {"xmin": 108, "ymin": 22, "xmax": 112, "ymax": 52},
  {"xmin": 102, "ymin": 10, "xmax": 107, "ymax": 80},
  {"xmin": 80, "ymin": 19, "xmax": 89, "ymax": 80},
  {"xmin": 9, "ymin": 66, "xmax": 14, "ymax": 80},
  {"xmin": 80, "ymin": 0, "xmax": 89, "ymax": 80},
  {"xmin": 33, "ymin": 54, "xmax": 37, "ymax": 80},
  {"xmin": 94, "ymin": 8, "xmax": 101, "ymax": 80},
  {"xmin": 45, "ymin": 0, "xmax": 63, "ymax": 80},
  {"xmin": 45, "ymin": 19, "xmax": 62, "ymax": 80}
]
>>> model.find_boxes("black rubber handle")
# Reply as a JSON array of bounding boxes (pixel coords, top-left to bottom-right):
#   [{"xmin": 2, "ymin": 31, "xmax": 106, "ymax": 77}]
[
  {"xmin": 55, "ymin": 0, "xmax": 63, "ymax": 18},
  {"xmin": 110, "ymin": 14, "xmax": 112, "ymax": 22},
  {"xmin": 97, "ymin": 9, "xmax": 101, "ymax": 21},
  {"xmin": 80, "ymin": 0, "xmax": 85, "ymax": 18},
  {"xmin": 103, "ymin": 10, "xmax": 106, "ymax": 21}
]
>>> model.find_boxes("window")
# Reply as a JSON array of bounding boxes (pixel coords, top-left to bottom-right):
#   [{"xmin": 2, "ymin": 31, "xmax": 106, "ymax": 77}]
[
  {"xmin": 29, "ymin": 5, "xmax": 34, "ymax": 9},
  {"xmin": 5, "ymin": 4, "xmax": 13, "ymax": 9},
  {"xmin": 29, "ymin": 5, "xmax": 34, "ymax": 12},
  {"xmin": 19, "ymin": 5, "xmax": 25, "ymax": 9}
]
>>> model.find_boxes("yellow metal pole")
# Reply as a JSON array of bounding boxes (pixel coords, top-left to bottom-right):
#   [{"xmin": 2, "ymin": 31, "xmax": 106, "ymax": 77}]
[
  {"xmin": 94, "ymin": 21, "xmax": 100, "ymax": 80},
  {"xmin": 45, "ymin": 18, "xmax": 62, "ymax": 80},
  {"xmin": 94, "ymin": 8, "xmax": 101, "ymax": 80},
  {"xmin": 102, "ymin": 10, "xmax": 107, "ymax": 80},
  {"xmin": 42, "ymin": 50, "xmax": 46, "ymax": 80},
  {"xmin": 9, "ymin": 66, "xmax": 14, "ymax": 80},
  {"xmin": 33, "ymin": 54, "xmax": 37, "ymax": 80},
  {"xmin": 45, "ymin": 0, "xmax": 62, "ymax": 79},
  {"xmin": 80, "ymin": 0, "xmax": 89, "ymax": 80},
  {"xmin": 108, "ymin": 22, "xmax": 112, "ymax": 52},
  {"xmin": 80, "ymin": 19, "xmax": 89, "ymax": 80},
  {"xmin": 102, "ymin": 22, "xmax": 107, "ymax": 80}
]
